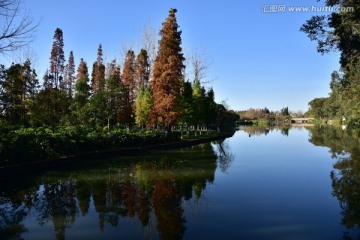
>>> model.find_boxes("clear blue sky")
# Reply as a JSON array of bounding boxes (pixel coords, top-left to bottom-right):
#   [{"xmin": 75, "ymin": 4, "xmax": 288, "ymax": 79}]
[{"xmin": 3, "ymin": 0, "xmax": 340, "ymax": 112}]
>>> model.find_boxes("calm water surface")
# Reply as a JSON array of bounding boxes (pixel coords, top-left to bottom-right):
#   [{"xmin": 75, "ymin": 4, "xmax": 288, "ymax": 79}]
[{"xmin": 1, "ymin": 126, "xmax": 360, "ymax": 239}]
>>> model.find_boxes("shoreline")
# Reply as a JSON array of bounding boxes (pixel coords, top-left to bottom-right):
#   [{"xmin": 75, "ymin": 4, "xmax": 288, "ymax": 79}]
[{"xmin": 0, "ymin": 133, "xmax": 233, "ymax": 175}]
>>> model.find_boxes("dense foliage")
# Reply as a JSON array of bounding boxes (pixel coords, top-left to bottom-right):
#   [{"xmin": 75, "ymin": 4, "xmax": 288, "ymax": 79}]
[
  {"xmin": 302, "ymin": 1, "xmax": 360, "ymax": 127},
  {"xmin": 0, "ymin": 127, "xmax": 172, "ymax": 166},
  {"xmin": 236, "ymin": 107, "xmax": 294, "ymax": 125}
]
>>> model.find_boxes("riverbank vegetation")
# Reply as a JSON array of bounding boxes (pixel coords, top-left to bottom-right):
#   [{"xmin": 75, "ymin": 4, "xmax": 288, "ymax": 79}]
[
  {"xmin": 235, "ymin": 107, "xmax": 298, "ymax": 126},
  {"xmin": 302, "ymin": 1, "xmax": 360, "ymax": 128},
  {"xmin": 0, "ymin": 8, "xmax": 239, "ymax": 166}
]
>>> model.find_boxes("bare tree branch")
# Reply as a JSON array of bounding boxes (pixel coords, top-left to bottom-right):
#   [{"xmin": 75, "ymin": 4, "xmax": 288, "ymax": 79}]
[
  {"xmin": 0, "ymin": 0, "xmax": 39, "ymax": 54},
  {"xmin": 188, "ymin": 47, "xmax": 212, "ymax": 85},
  {"xmin": 141, "ymin": 21, "xmax": 158, "ymax": 69}
]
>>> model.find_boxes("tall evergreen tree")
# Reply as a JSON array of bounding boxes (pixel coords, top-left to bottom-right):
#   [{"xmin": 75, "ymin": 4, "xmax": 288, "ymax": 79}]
[
  {"xmin": 75, "ymin": 58, "xmax": 90, "ymax": 104},
  {"xmin": 77, "ymin": 58, "xmax": 89, "ymax": 79},
  {"xmin": 106, "ymin": 59, "xmax": 123, "ymax": 129},
  {"xmin": 91, "ymin": 44, "xmax": 106, "ymax": 93},
  {"xmin": 49, "ymin": 28, "xmax": 65, "ymax": 89},
  {"xmin": 71, "ymin": 58, "xmax": 91, "ymax": 125},
  {"xmin": 63, "ymin": 51, "xmax": 75, "ymax": 98},
  {"xmin": 180, "ymin": 81, "xmax": 195, "ymax": 127},
  {"xmin": 204, "ymin": 88, "xmax": 217, "ymax": 127},
  {"xmin": 121, "ymin": 50, "xmax": 136, "ymax": 127},
  {"xmin": 42, "ymin": 69, "xmax": 53, "ymax": 90},
  {"xmin": 135, "ymin": 49, "xmax": 150, "ymax": 90},
  {"xmin": 151, "ymin": 8, "xmax": 185, "ymax": 132}
]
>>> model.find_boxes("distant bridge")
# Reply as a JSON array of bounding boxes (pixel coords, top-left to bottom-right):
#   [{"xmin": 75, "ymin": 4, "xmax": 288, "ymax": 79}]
[{"xmin": 291, "ymin": 118, "xmax": 314, "ymax": 124}]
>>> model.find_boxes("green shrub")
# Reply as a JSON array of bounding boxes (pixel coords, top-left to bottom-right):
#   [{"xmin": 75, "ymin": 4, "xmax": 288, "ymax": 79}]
[{"xmin": 0, "ymin": 127, "xmax": 172, "ymax": 166}]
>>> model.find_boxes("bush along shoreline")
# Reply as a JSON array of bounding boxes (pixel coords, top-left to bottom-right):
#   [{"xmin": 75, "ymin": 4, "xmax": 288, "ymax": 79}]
[
  {"xmin": 0, "ymin": 126, "xmax": 234, "ymax": 170},
  {"xmin": 0, "ymin": 127, "xmax": 174, "ymax": 167}
]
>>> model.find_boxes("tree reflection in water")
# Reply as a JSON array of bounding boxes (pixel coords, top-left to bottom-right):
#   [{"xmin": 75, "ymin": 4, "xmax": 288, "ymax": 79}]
[
  {"xmin": 214, "ymin": 139, "xmax": 234, "ymax": 173},
  {"xmin": 238, "ymin": 125, "xmax": 291, "ymax": 138},
  {"xmin": 307, "ymin": 126, "xmax": 360, "ymax": 239},
  {"xmin": 0, "ymin": 141, "xmax": 231, "ymax": 239}
]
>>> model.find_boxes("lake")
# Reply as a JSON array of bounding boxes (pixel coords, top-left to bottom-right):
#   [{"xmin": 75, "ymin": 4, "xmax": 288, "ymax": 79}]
[{"xmin": 1, "ymin": 126, "xmax": 359, "ymax": 239}]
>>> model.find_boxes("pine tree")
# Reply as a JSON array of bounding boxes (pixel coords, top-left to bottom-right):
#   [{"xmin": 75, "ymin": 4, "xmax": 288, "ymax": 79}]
[
  {"xmin": 91, "ymin": 44, "xmax": 106, "ymax": 93},
  {"xmin": 49, "ymin": 28, "xmax": 65, "ymax": 89},
  {"xmin": 151, "ymin": 8, "xmax": 185, "ymax": 132}
]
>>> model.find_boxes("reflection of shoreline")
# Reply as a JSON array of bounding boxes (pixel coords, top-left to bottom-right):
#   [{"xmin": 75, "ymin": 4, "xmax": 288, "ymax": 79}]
[
  {"xmin": 0, "ymin": 142, "xmax": 235, "ymax": 240},
  {"xmin": 291, "ymin": 123, "xmax": 314, "ymax": 127},
  {"xmin": 0, "ymin": 134, "xmax": 234, "ymax": 176},
  {"xmin": 237, "ymin": 125, "xmax": 292, "ymax": 137},
  {"xmin": 307, "ymin": 125, "xmax": 360, "ymax": 239}
]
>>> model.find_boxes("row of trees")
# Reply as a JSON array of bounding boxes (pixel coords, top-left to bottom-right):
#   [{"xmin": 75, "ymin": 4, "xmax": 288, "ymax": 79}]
[
  {"xmin": 237, "ymin": 106, "xmax": 295, "ymax": 121},
  {"xmin": 302, "ymin": 1, "xmax": 360, "ymax": 127},
  {"xmin": 0, "ymin": 9, "xmax": 236, "ymax": 133}
]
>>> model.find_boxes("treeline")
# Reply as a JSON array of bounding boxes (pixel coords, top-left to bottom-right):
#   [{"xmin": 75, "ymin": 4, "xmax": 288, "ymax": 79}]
[
  {"xmin": 0, "ymin": 9, "xmax": 237, "ymax": 134},
  {"xmin": 236, "ymin": 107, "xmax": 297, "ymax": 125},
  {"xmin": 302, "ymin": 1, "xmax": 360, "ymax": 128},
  {"xmin": 0, "ymin": 9, "xmax": 239, "ymax": 165}
]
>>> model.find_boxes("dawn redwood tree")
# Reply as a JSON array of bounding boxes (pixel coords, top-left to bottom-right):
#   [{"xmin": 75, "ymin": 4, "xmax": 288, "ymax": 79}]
[
  {"xmin": 135, "ymin": 49, "xmax": 150, "ymax": 90},
  {"xmin": 121, "ymin": 50, "xmax": 136, "ymax": 127},
  {"xmin": 77, "ymin": 58, "xmax": 88, "ymax": 79},
  {"xmin": 49, "ymin": 28, "xmax": 65, "ymax": 89},
  {"xmin": 106, "ymin": 59, "xmax": 123, "ymax": 129},
  {"xmin": 91, "ymin": 44, "xmax": 105, "ymax": 93},
  {"xmin": 71, "ymin": 58, "xmax": 91, "ymax": 124},
  {"xmin": 75, "ymin": 58, "xmax": 90, "ymax": 105},
  {"xmin": 151, "ymin": 8, "xmax": 185, "ymax": 132},
  {"xmin": 63, "ymin": 50, "xmax": 75, "ymax": 98}
]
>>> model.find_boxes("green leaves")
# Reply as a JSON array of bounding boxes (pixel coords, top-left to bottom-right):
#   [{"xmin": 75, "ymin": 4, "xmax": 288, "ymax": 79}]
[{"xmin": 0, "ymin": 127, "xmax": 170, "ymax": 167}]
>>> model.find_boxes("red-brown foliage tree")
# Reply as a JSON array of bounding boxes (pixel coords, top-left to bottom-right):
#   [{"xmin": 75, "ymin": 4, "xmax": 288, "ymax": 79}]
[
  {"xmin": 91, "ymin": 44, "xmax": 105, "ymax": 93},
  {"xmin": 151, "ymin": 8, "xmax": 185, "ymax": 132}
]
